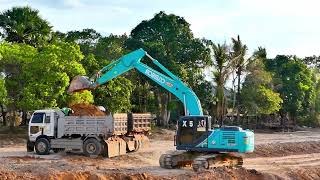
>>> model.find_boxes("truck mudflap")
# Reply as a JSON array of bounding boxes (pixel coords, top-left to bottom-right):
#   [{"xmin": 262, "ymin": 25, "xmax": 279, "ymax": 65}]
[{"xmin": 104, "ymin": 137, "xmax": 126, "ymax": 158}]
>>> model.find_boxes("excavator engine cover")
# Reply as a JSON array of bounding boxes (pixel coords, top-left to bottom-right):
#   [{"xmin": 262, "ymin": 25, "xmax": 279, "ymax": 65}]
[{"xmin": 67, "ymin": 75, "xmax": 92, "ymax": 93}]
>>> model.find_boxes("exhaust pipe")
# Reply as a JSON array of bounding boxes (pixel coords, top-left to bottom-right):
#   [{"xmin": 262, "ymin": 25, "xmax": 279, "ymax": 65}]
[{"xmin": 67, "ymin": 75, "xmax": 93, "ymax": 93}]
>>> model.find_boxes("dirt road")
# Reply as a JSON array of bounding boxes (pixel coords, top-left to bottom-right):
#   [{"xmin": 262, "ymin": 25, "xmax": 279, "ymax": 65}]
[{"xmin": 0, "ymin": 129, "xmax": 320, "ymax": 179}]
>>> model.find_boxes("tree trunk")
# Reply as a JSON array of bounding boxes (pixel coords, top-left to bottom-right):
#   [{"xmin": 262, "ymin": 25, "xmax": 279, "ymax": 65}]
[
  {"xmin": 157, "ymin": 91, "xmax": 171, "ymax": 126},
  {"xmin": 290, "ymin": 112, "xmax": 296, "ymax": 127},
  {"xmin": 9, "ymin": 111, "xmax": 16, "ymax": 130},
  {"xmin": 0, "ymin": 104, "xmax": 6, "ymax": 126},
  {"xmin": 279, "ymin": 109, "xmax": 286, "ymax": 129},
  {"xmin": 236, "ymin": 67, "xmax": 241, "ymax": 125},
  {"xmin": 232, "ymin": 73, "xmax": 236, "ymax": 111},
  {"xmin": 20, "ymin": 110, "xmax": 28, "ymax": 126},
  {"xmin": 216, "ymin": 88, "xmax": 222, "ymax": 126}
]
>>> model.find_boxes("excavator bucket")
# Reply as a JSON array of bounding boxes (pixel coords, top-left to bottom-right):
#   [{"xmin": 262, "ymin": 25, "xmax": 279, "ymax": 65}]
[
  {"xmin": 67, "ymin": 75, "xmax": 92, "ymax": 93},
  {"xmin": 104, "ymin": 138, "xmax": 127, "ymax": 158}
]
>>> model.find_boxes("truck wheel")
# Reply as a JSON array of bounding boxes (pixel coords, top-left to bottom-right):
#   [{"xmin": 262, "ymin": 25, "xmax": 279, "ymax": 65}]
[
  {"xmin": 26, "ymin": 140, "xmax": 35, "ymax": 152},
  {"xmin": 35, "ymin": 138, "xmax": 50, "ymax": 155},
  {"xmin": 83, "ymin": 138, "xmax": 102, "ymax": 157}
]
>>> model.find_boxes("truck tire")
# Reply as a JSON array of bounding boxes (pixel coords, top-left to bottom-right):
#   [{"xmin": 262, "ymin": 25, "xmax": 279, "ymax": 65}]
[
  {"xmin": 35, "ymin": 138, "xmax": 50, "ymax": 155},
  {"xmin": 83, "ymin": 138, "xmax": 102, "ymax": 157}
]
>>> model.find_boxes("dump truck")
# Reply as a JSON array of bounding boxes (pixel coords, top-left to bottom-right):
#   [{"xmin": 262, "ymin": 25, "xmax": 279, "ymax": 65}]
[{"xmin": 26, "ymin": 108, "xmax": 151, "ymax": 157}]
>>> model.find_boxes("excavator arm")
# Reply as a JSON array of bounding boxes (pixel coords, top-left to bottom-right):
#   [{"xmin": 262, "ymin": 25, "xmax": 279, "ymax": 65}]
[{"xmin": 68, "ymin": 48, "xmax": 203, "ymax": 116}]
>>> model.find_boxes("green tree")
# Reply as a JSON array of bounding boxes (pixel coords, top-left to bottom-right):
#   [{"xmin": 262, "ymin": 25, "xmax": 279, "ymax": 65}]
[
  {"xmin": 265, "ymin": 55, "xmax": 314, "ymax": 125},
  {"xmin": 66, "ymin": 28, "xmax": 101, "ymax": 55},
  {"xmin": 303, "ymin": 55, "xmax": 320, "ymax": 68},
  {"xmin": 20, "ymin": 42, "xmax": 86, "ymax": 110},
  {"xmin": 70, "ymin": 33, "xmax": 134, "ymax": 113},
  {"xmin": 314, "ymin": 74, "xmax": 320, "ymax": 126},
  {"xmin": 0, "ymin": 76, "xmax": 7, "ymax": 126},
  {"xmin": 0, "ymin": 42, "xmax": 36, "ymax": 125},
  {"xmin": 241, "ymin": 50, "xmax": 282, "ymax": 115},
  {"xmin": 128, "ymin": 11, "xmax": 211, "ymax": 125},
  {"xmin": 231, "ymin": 35, "xmax": 248, "ymax": 122},
  {"xmin": 0, "ymin": 6, "xmax": 52, "ymax": 47},
  {"xmin": 211, "ymin": 43, "xmax": 232, "ymax": 125},
  {"xmin": 93, "ymin": 77, "xmax": 134, "ymax": 113},
  {"xmin": 67, "ymin": 90, "xmax": 94, "ymax": 106}
]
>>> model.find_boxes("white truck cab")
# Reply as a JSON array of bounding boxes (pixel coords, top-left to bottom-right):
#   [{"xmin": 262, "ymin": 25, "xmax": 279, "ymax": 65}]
[
  {"xmin": 27, "ymin": 109, "xmax": 64, "ymax": 153},
  {"xmin": 28, "ymin": 109, "xmax": 59, "ymax": 141}
]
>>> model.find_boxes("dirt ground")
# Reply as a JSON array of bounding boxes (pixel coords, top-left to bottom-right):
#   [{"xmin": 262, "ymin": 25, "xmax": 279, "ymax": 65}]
[{"xmin": 0, "ymin": 128, "xmax": 320, "ymax": 180}]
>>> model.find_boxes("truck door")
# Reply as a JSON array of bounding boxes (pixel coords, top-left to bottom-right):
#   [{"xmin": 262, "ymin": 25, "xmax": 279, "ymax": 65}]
[
  {"xmin": 29, "ymin": 112, "xmax": 45, "ymax": 141},
  {"xmin": 43, "ymin": 113, "xmax": 54, "ymax": 137}
]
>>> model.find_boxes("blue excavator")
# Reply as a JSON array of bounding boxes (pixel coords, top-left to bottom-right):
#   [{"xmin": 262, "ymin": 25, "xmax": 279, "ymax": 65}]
[{"xmin": 68, "ymin": 48, "xmax": 254, "ymax": 171}]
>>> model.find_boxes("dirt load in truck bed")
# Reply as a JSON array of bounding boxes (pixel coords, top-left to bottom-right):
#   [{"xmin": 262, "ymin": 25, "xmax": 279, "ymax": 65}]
[{"xmin": 70, "ymin": 103, "xmax": 106, "ymax": 116}]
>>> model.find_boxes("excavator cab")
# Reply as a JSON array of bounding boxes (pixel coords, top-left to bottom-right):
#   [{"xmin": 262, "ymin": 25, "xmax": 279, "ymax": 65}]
[{"xmin": 175, "ymin": 116, "xmax": 211, "ymax": 149}]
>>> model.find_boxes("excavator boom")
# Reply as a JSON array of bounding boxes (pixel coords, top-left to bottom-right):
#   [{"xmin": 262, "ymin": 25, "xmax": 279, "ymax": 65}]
[{"xmin": 68, "ymin": 48, "xmax": 203, "ymax": 116}]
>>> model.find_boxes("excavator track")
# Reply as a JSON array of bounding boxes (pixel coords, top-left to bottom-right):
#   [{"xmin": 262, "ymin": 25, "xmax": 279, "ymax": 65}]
[
  {"xmin": 159, "ymin": 151, "xmax": 196, "ymax": 169},
  {"xmin": 159, "ymin": 154, "xmax": 174, "ymax": 169},
  {"xmin": 192, "ymin": 153, "xmax": 244, "ymax": 172},
  {"xmin": 159, "ymin": 151, "xmax": 244, "ymax": 172}
]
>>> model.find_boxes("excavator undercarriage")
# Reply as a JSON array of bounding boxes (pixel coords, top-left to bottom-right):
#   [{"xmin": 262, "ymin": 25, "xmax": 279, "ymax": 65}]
[{"xmin": 159, "ymin": 151, "xmax": 243, "ymax": 172}]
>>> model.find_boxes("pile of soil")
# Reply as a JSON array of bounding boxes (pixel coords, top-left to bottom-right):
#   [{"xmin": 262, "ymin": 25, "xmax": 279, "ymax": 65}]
[
  {"xmin": 0, "ymin": 170, "xmax": 163, "ymax": 180},
  {"xmin": 70, "ymin": 103, "xmax": 106, "ymax": 116},
  {"xmin": 5, "ymin": 167, "xmax": 316, "ymax": 180},
  {"xmin": 50, "ymin": 172, "xmax": 160, "ymax": 180},
  {"xmin": 181, "ymin": 167, "xmax": 280, "ymax": 180},
  {"xmin": 247, "ymin": 141, "xmax": 320, "ymax": 158}
]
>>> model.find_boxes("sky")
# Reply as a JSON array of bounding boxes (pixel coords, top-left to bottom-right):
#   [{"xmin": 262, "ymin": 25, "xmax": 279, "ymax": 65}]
[{"xmin": 1, "ymin": 0, "xmax": 320, "ymax": 58}]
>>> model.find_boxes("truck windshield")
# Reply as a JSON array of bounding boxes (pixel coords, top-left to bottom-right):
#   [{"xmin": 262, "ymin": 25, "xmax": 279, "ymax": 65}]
[{"xmin": 31, "ymin": 113, "xmax": 45, "ymax": 123}]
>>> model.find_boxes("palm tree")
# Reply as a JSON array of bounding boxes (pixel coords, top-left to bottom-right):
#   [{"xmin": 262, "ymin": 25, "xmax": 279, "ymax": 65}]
[
  {"xmin": 0, "ymin": 6, "xmax": 52, "ymax": 47},
  {"xmin": 212, "ymin": 43, "xmax": 232, "ymax": 125},
  {"xmin": 231, "ymin": 35, "xmax": 248, "ymax": 123}
]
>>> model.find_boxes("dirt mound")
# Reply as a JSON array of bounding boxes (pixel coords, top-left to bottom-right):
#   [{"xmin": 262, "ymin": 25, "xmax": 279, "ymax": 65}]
[
  {"xmin": 181, "ymin": 167, "xmax": 280, "ymax": 180},
  {"xmin": 50, "ymin": 172, "xmax": 162, "ymax": 180},
  {"xmin": 0, "ymin": 170, "xmax": 164, "ymax": 180},
  {"xmin": 6, "ymin": 156, "xmax": 45, "ymax": 162},
  {"xmin": 1, "ymin": 168, "xmax": 320, "ymax": 180},
  {"xmin": 149, "ymin": 128, "xmax": 175, "ymax": 141},
  {"xmin": 247, "ymin": 141, "xmax": 320, "ymax": 158},
  {"xmin": 0, "ymin": 170, "xmax": 37, "ymax": 180},
  {"xmin": 70, "ymin": 103, "xmax": 106, "ymax": 116},
  {"xmin": 286, "ymin": 167, "xmax": 320, "ymax": 180}
]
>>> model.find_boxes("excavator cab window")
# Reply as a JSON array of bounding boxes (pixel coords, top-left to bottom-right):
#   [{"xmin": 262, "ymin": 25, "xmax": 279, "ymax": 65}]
[{"xmin": 176, "ymin": 116, "xmax": 211, "ymax": 147}]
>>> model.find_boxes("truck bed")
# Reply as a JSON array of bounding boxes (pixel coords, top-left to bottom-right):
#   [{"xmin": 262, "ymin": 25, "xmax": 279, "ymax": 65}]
[{"xmin": 57, "ymin": 113, "xmax": 152, "ymax": 138}]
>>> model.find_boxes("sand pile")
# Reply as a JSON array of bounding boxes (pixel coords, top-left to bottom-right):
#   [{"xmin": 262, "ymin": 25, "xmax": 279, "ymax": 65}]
[{"xmin": 70, "ymin": 103, "xmax": 106, "ymax": 116}]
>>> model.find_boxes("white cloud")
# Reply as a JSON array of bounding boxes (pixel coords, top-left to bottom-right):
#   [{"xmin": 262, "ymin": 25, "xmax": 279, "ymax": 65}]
[
  {"xmin": 111, "ymin": 7, "xmax": 132, "ymax": 14},
  {"xmin": 63, "ymin": 0, "xmax": 85, "ymax": 8}
]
